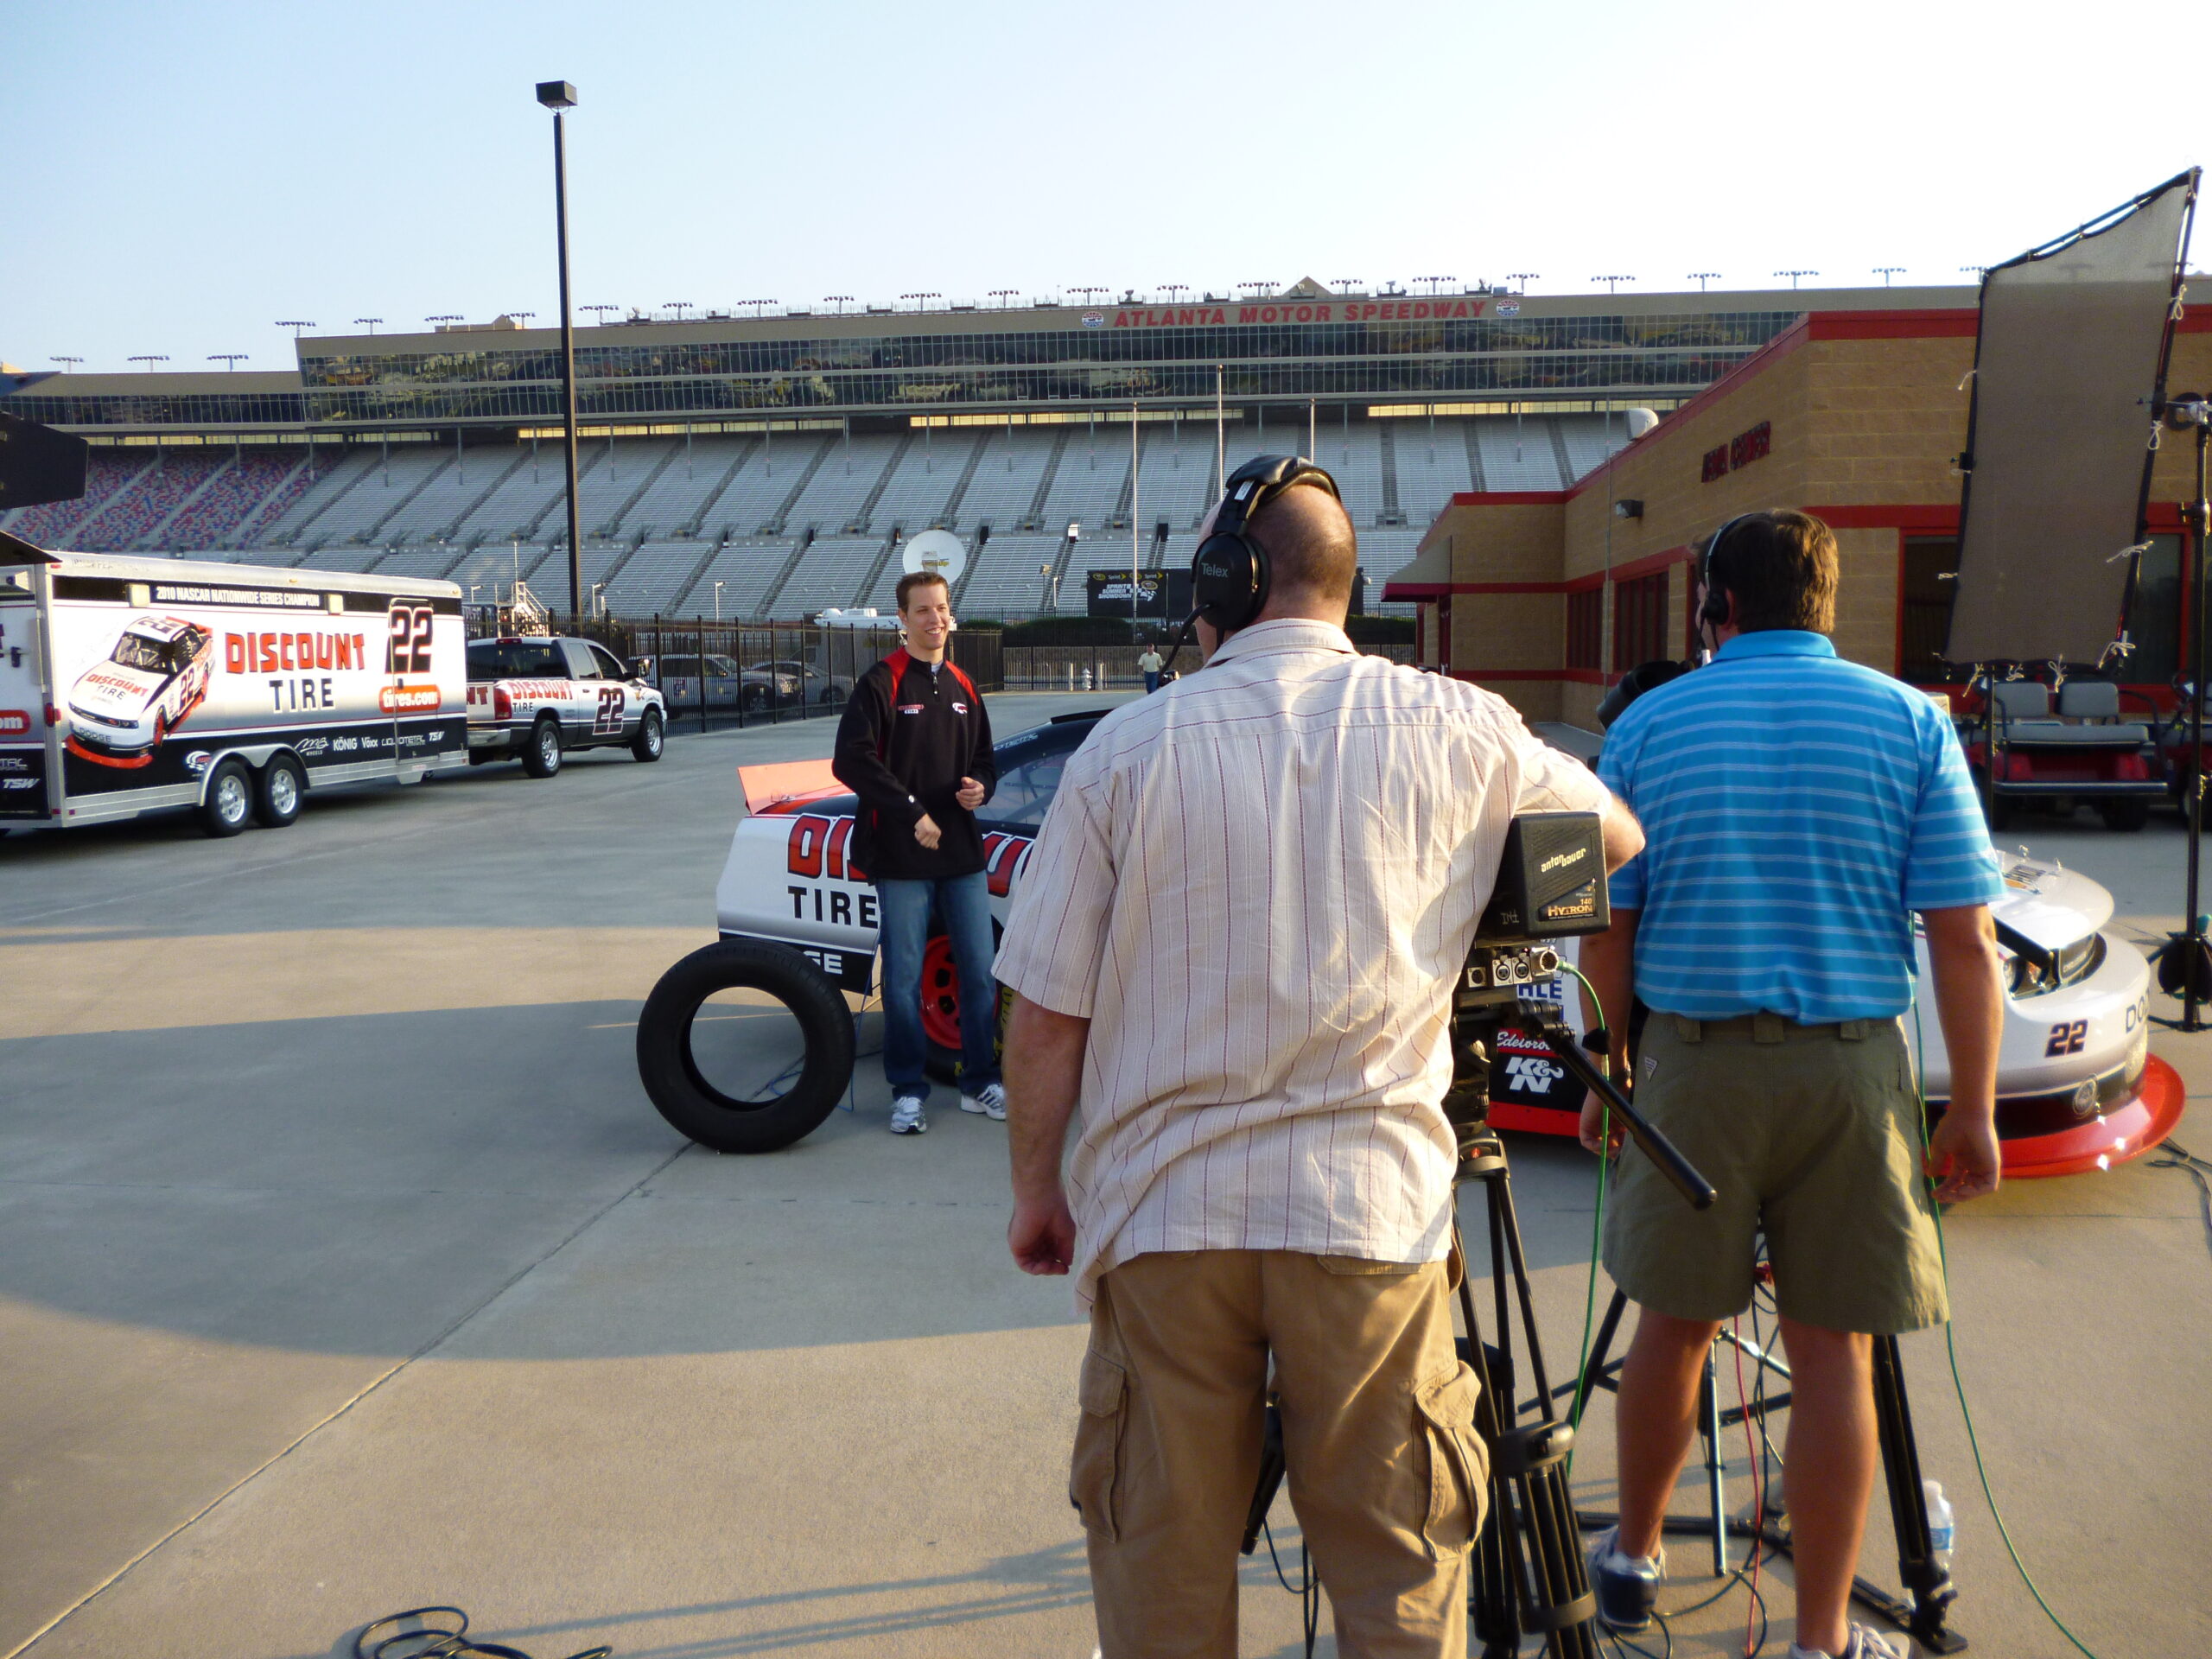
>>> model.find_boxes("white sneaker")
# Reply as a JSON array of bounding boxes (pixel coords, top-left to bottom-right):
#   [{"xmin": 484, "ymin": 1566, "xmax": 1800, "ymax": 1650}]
[
  {"xmin": 889, "ymin": 1095, "xmax": 927, "ymax": 1135},
  {"xmin": 1789, "ymin": 1624, "xmax": 1910, "ymax": 1659},
  {"xmin": 961, "ymin": 1081, "xmax": 1007, "ymax": 1121}
]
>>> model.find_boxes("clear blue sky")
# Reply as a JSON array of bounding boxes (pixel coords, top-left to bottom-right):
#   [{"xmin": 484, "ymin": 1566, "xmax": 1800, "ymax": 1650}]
[{"xmin": 3, "ymin": 0, "xmax": 2189, "ymax": 374}]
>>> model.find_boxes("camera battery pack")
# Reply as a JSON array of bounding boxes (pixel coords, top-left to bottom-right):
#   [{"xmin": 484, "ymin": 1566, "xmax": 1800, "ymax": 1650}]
[{"xmin": 1476, "ymin": 811, "xmax": 1611, "ymax": 943}]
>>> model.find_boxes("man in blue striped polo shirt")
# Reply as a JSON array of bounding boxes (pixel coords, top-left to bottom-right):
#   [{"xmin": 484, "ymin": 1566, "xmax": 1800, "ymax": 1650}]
[{"xmin": 1574, "ymin": 510, "xmax": 2007, "ymax": 1659}]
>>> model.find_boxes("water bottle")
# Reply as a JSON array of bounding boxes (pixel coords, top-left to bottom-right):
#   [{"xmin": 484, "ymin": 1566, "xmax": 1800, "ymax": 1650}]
[{"xmin": 1923, "ymin": 1479, "xmax": 1955, "ymax": 1575}]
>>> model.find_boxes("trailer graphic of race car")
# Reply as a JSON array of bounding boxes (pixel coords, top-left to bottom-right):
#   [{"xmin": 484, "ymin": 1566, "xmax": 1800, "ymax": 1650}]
[
  {"xmin": 63, "ymin": 613, "xmax": 215, "ymax": 768},
  {"xmin": 637, "ymin": 709, "xmax": 2183, "ymax": 1167}
]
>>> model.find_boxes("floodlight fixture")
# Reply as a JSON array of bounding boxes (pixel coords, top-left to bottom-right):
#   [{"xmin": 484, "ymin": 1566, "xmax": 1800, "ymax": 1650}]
[
  {"xmin": 508, "ymin": 311, "xmax": 537, "ymax": 325},
  {"xmin": 582, "ymin": 304, "xmax": 619, "ymax": 326},
  {"xmin": 1160, "ymin": 284, "xmax": 1189, "ymax": 303},
  {"xmin": 276, "ymin": 320, "xmax": 317, "ymax": 336},
  {"xmin": 1415, "ymin": 274, "xmax": 1456, "ymax": 294},
  {"xmin": 209, "ymin": 354, "xmax": 248, "ymax": 371},
  {"xmin": 128, "ymin": 355, "xmax": 169, "ymax": 370},
  {"xmin": 1687, "ymin": 271, "xmax": 1720, "ymax": 291},
  {"xmin": 1961, "ymin": 265, "xmax": 1988, "ymax": 278},
  {"xmin": 1071, "ymin": 287, "xmax": 1109, "ymax": 306},
  {"xmin": 1505, "ymin": 272, "xmax": 1540, "ymax": 293},
  {"xmin": 1872, "ymin": 266, "xmax": 1906, "ymax": 286},
  {"xmin": 1237, "ymin": 280, "xmax": 1276, "ymax": 297},
  {"xmin": 50, "ymin": 355, "xmax": 83, "ymax": 371},
  {"xmin": 664, "ymin": 302, "xmax": 693, "ymax": 319},
  {"xmin": 824, "ymin": 295, "xmax": 855, "ymax": 314},
  {"xmin": 987, "ymin": 289, "xmax": 1019, "ymax": 308},
  {"xmin": 1592, "ymin": 276, "xmax": 1634, "ymax": 293},
  {"xmin": 741, "ymin": 299, "xmax": 778, "ymax": 317},
  {"xmin": 354, "ymin": 317, "xmax": 384, "ymax": 334},
  {"xmin": 426, "ymin": 315, "xmax": 463, "ymax": 328},
  {"xmin": 536, "ymin": 79, "xmax": 586, "ymax": 626},
  {"xmin": 536, "ymin": 80, "xmax": 577, "ymax": 110},
  {"xmin": 1773, "ymin": 270, "xmax": 1817, "ymax": 289}
]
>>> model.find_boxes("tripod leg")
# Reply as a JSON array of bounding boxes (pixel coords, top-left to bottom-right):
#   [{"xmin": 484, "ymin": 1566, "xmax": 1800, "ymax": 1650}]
[
  {"xmin": 1870, "ymin": 1335, "xmax": 1964, "ymax": 1652},
  {"xmin": 1699, "ymin": 1351, "xmax": 1729, "ymax": 1578}
]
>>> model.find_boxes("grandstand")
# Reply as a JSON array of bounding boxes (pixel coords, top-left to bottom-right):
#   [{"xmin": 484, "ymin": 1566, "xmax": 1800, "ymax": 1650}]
[{"xmin": 0, "ymin": 278, "xmax": 1974, "ymax": 618}]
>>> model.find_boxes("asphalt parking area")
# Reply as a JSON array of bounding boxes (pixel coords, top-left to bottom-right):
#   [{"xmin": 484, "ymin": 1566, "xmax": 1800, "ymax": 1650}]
[{"xmin": 1, "ymin": 696, "xmax": 2206, "ymax": 1658}]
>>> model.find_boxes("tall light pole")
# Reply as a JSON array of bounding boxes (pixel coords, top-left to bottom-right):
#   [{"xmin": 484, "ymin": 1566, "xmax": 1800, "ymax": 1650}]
[
  {"xmin": 1872, "ymin": 267, "xmax": 1905, "ymax": 287},
  {"xmin": 128, "ymin": 355, "xmax": 169, "ymax": 371},
  {"xmin": 276, "ymin": 321, "xmax": 317, "ymax": 338},
  {"xmin": 50, "ymin": 355, "xmax": 82, "ymax": 374},
  {"xmin": 1592, "ymin": 276, "xmax": 1634, "ymax": 294},
  {"xmin": 823, "ymin": 295, "xmax": 855, "ymax": 315},
  {"xmin": 209, "ymin": 354, "xmax": 247, "ymax": 371},
  {"xmin": 1773, "ymin": 270, "xmax": 1817, "ymax": 289},
  {"xmin": 582, "ymin": 304, "xmax": 619, "ymax": 327},
  {"xmin": 354, "ymin": 317, "xmax": 383, "ymax": 335},
  {"xmin": 537, "ymin": 79, "xmax": 585, "ymax": 629},
  {"xmin": 1505, "ymin": 272, "xmax": 1540, "ymax": 293},
  {"xmin": 1687, "ymin": 271, "xmax": 1720, "ymax": 292}
]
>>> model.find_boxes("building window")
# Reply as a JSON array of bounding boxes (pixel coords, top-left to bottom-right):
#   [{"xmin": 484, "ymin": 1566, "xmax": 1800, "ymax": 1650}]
[
  {"xmin": 1613, "ymin": 572, "xmax": 1670, "ymax": 670},
  {"xmin": 1567, "ymin": 588, "xmax": 1603, "ymax": 671}
]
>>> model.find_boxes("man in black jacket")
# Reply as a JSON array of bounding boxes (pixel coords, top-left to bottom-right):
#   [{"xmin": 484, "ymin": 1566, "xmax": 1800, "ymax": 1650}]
[{"xmin": 831, "ymin": 571, "xmax": 1000, "ymax": 1135}]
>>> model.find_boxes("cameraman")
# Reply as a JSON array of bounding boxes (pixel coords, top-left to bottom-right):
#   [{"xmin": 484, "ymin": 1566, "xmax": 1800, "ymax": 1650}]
[
  {"xmin": 994, "ymin": 463, "xmax": 1642, "ymax": 1659},
  {"xmin": 1576, "ymin": 510, "xmax": 2005, "ymax": 1659}
]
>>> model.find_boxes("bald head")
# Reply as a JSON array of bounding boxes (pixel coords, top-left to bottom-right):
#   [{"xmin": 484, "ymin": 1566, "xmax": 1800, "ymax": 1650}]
[{"xmin": 1245, "ymin": 481, "xmax": 1358, "ymax": 623}]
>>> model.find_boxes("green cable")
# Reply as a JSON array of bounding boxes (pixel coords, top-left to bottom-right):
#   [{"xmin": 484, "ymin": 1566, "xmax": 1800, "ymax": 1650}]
[
  {"xmin": 1558, "ymin": 961, "xmax": 1611, "ymax": 1472},
  {"xmin": 1908, "ymin": 999, "xmax": 2102, "ymax": 1659}
]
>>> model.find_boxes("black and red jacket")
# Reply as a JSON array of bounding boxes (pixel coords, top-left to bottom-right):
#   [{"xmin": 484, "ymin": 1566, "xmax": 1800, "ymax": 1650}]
[{"xmin": 831, "ymin": 648, "xmax": 997, "ymax": 880}]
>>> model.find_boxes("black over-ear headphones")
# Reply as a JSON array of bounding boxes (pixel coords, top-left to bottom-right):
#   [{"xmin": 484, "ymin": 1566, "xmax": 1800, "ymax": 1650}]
[
  {"xmin": 1190, "ymin": 454, "xmax": 1343, "ymax": 634},
  {"xmin": 1699, "ymin": 512, "xmax": 1763, "ymax": 630}
]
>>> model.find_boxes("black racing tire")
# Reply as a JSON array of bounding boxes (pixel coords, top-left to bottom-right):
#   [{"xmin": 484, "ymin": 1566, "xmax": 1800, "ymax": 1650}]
[
  {"xmin": 521, "ymin": 715, "xmax": 563, "ymax": 778},
  {"xmin": 254, "ymin": 754, "xmax": 306, "ymax": 828},
  {"xmin": 636, "ymin": 940, "xmax": 855, "ymax": 1153},
  {"xmin": 630, "ymin": 707, "xmax": 665, "ymax": 762},
  {"xmin": 2099, "ymin": 798, "xmax": 2152, "ymax": 832},
  {"xmin": 200, "ymin": 758, "xmax": 253, "ymax": 838}
]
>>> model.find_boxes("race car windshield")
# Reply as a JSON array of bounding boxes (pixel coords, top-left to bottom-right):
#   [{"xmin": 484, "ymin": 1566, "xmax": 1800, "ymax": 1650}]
[{"xmin": 109, "ymin": 634, "xmax": 171, "ymax": 673}]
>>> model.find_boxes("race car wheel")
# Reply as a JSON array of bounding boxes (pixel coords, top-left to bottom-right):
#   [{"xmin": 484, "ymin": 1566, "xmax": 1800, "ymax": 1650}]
[
  {"xmin": 2099, "ymin": 798, "xmax": 2151, "ymax": 832},
  {"xmin": 522, "ymin": 716, "xmax": 563, "ymax": 778},
  {"xmin": 631, "ymin": 707, "xmax": 665, "ymax": 763},
  {"xmin": 200, "ymin": 759, "xmax": 253, "ymax": 838},
  {"xmin": 255, "ymin": 755, "xmax": 306, "ymax": 828},
  {"xmin": 636, "ymin": 940, "xmax": 855, "ymax": 1154},
  {"xmin": 920, "ymin": 926, "xmax": 1009, "ymax": 1085}
]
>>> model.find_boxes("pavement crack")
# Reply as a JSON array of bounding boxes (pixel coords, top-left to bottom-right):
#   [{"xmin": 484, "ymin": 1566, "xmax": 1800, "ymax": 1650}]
[{"xmin": 6, "ymin": 1139, "xmax": 694, "ymax": 1659}]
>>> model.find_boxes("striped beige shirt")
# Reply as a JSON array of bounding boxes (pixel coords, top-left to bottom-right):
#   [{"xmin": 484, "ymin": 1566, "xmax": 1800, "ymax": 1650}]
[{"xmin": 994, "ymin": 619, "xmax": 1613, "ymax": 1306}]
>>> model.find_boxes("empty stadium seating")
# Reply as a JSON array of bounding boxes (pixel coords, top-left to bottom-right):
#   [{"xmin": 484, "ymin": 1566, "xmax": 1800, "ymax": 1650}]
[{"xmin": 20, "ymin": 412, "xmax": 1623, "ymax": 618}]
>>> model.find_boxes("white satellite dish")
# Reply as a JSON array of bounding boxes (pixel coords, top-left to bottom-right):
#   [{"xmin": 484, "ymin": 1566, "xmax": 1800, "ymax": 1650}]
[{"xmin": 900, "ymin": 528, "xmax": 967, "ymax": 586}]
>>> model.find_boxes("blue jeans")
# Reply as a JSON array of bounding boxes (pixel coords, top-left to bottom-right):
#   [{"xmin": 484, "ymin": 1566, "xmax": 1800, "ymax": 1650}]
[
  {"xmin": 1144, "ymin": 671, "xmax": 1161, "ymax": 694},
  {"xmin": 875, "ymin": 871, "xmax": 1000, "ymax": 1099}
]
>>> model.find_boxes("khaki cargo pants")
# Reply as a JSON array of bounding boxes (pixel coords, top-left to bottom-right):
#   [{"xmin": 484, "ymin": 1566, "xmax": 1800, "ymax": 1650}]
[{"xmin": 1075, "ymin": 1249, "xmax": 1488, "ymax": 1659}]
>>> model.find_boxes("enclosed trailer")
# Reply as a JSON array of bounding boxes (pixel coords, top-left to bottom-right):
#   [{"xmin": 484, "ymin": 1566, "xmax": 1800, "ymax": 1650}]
[{"xmin": 0, "ymin": 539, "xmax": 467, "ymax": 836}]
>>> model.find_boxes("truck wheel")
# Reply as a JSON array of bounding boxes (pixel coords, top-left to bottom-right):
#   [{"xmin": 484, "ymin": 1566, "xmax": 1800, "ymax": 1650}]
[
  {"xmin": 200, "ymin": 759, "xmax": 253, "ymax": 837},
  {"xmin": 636, "ymin": 940, "xmax": 855, "ymax": 1153},
  {"xmin": 631, "ymin": 708, "xmax": 664, "ymax": 762},
  {"xmin": 2099, "ymin": 798, "xmax": 2151, "ymax": 831},
  {"xmin": 255, "ymin": 755, "xmax": 305, "ymax": 828},
  {"xmin": 521, "ymin": 716, "xmax": 563, "ymax": 778}
]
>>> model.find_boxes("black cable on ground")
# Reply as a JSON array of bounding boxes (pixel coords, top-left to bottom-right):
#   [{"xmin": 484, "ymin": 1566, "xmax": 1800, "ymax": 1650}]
[
  {"xmin": 2151, "ymin": 1136, "xmax": 2212, "ymax": 1262},
  {"xmin": 354, "ymin": 1606, "xmax": 611, "ymax": 1659}
]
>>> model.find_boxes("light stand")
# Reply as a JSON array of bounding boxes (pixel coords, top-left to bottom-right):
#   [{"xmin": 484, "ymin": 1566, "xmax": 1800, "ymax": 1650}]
[
  {"xmin": 537, "ymin": 79, "xmax": 586, "ymax": 632},
  {"xmin": 2155, "ymin": 394, "xmax": 2212, "ymax": 1027}
]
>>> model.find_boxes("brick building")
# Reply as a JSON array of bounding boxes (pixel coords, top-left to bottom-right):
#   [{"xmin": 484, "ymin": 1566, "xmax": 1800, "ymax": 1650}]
[{"xmin": 1386, "ymin": 305, "xmax": 2212, "ymax": 730}]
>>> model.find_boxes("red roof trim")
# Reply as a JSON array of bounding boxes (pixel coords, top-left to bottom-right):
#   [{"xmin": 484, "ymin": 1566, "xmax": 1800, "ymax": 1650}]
[{"xmin": 1444, "ymin": 490, "xmax": 1570, "ymax": 506}]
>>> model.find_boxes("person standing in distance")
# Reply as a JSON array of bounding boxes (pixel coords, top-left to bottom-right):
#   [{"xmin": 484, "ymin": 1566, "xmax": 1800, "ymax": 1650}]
[
  {"xmin": 831, "ymin": 570, "xmax": 1000, "ymax": 1135},
  {"xmin": 1136, "ymin": 639, "xmax": 1165, "ymax": 693},
  {"xmin": 995, "ymin": 456, "xmax": 1643, "ymax": 1659},
  {"xmin": 1575, "ymin": 510, "xmax": 2005, "ymax": 1659}
]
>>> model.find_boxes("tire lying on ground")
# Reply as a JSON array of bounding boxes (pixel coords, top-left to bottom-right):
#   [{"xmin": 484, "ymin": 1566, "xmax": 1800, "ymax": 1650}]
[{"xmin": 636, "ymin": 939, "xmax": 855, "ymax": 1153}]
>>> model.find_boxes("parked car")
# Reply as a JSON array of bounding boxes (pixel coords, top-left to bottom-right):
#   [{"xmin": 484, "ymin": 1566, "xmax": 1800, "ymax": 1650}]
[{"xmin": 746, "ymin": 658, "xmax": 851, "ymax": 706}]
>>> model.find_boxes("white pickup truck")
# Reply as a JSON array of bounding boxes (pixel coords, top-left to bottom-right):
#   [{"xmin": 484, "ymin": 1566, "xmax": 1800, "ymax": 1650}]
[{"xmin": 463, "ymin": 634, "xmax": 667, "ymax": 776}]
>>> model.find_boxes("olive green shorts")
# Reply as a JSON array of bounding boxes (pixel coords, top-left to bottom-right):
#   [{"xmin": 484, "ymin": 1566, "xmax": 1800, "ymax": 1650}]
[{"xmin": 1601, "ymin": 1012, "xmax": 1948, "ymax": 1335}]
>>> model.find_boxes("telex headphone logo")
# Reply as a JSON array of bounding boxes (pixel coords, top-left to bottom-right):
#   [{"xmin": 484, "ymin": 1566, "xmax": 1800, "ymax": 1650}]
[{"xmin": 1187, "ymin": 454, "xmax": 1343, "ymax": 635}]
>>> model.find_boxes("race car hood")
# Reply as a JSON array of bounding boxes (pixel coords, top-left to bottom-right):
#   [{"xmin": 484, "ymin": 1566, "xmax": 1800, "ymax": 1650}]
[
  {"xmin": 740, "ymin": 759, "xmax": 848, "ymax": 816},
  {"xmin": 1989, "ymin": 851, "xmax": 2113, "ymax": 952},
  {"xmin": 68, "ymin": 663, "xmax": 165, "ymax": 721}
]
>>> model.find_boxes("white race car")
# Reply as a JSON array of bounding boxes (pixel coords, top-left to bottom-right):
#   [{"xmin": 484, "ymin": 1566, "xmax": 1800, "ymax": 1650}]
[
  {"xmin": 637, "ymin": 709, "xmax": 2183, "ymax": 1169},
  {"xmin": 64, "ymin": 613, "xmax": 215, "ymax": 769}
]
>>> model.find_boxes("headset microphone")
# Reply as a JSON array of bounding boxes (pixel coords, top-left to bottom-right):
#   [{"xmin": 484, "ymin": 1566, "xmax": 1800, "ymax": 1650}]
[{"xmin": 1158, "ymin": 454, "xmax": 1343, "ymax": 677}]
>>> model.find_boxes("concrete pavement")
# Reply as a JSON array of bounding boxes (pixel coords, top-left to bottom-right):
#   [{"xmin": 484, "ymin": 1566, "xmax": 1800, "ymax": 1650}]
[{"xmin": 1, "ymin": 693, "xmax": 2207, "ymax": 1657}]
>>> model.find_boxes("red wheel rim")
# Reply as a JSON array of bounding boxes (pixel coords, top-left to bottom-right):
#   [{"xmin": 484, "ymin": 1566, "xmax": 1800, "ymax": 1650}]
[{"xmin": 919, "ymin": 935, "xmax": 963, "ymax": 1051}]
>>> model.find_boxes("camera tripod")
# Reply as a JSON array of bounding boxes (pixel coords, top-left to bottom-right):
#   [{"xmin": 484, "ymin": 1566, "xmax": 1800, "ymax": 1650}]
[
  {"xmin": 1241, "ymin": 944, "xmax": 1716, "ymax": 1659},
  {"xmin": 1564, "ymin": 1282, "xmax": 1968, "ymax": 1653}
]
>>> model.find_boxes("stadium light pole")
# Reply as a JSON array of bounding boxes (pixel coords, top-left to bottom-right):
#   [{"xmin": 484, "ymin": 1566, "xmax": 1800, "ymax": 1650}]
[
  {"xmin": 1873, "ymin": 267, "xmax": 1905, "ymax": 287},
  {"xmin": 1592, "ymin": 276, "xmax": 1634, "ymax": 294},
  {"xmin": 128, "ymin": 355, "xmax": 169, "ymax": 371},
  {"xmin": 537, "ymin": 79, "xmax": 585, "ymax": 629},
  {"xmin": 51, "ymin": 355, "xmax": 83, "ymax": 376},
  {"xmin": 824, "ymin": 295, "xmax": 855, "ymax": 315},
  {"xmin": 1505, "ymin": 272, "xmax": 1540, "ymax": 293},
  {"xmin": 1687, "ymin": 272, "xmax": 1720, "ymax": 292},
  {"xmin": 582, "ymin": 304, "xmax": 619, "ymax": 327},
  {"xmin": 355, "ymin": 317, "xmax": 383, "ymax": 335},
  {"xmin": 1773, "ymin": 270, "xmax": 1817, "ymax": 289},
  {"xmin": 209, "ymin": 354, "xmax": 247, "ymax": 371}
]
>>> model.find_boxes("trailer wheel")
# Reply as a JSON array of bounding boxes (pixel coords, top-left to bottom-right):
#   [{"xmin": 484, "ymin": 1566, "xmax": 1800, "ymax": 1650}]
[
  {"xmin": 2099, "ymin": 798, "xmax": 2151, "ymax": 832},
  {"xmin": 630, "ymin": 708, "xmax": 664, "ymax": 763},
  {"xmin": 255, "ymin": 755, "xmax": 305, "ymax": 828},
  {"xmin": 200, "ymin": 759, "xmax": 253, "ymax": 838},
  {"xmin": 521, "ymin": 716, "xmax": 563, "ymax": 778},
  {"xmin": 636, "ymin": 940, "xmax": 855, "ymax": 1153}
]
